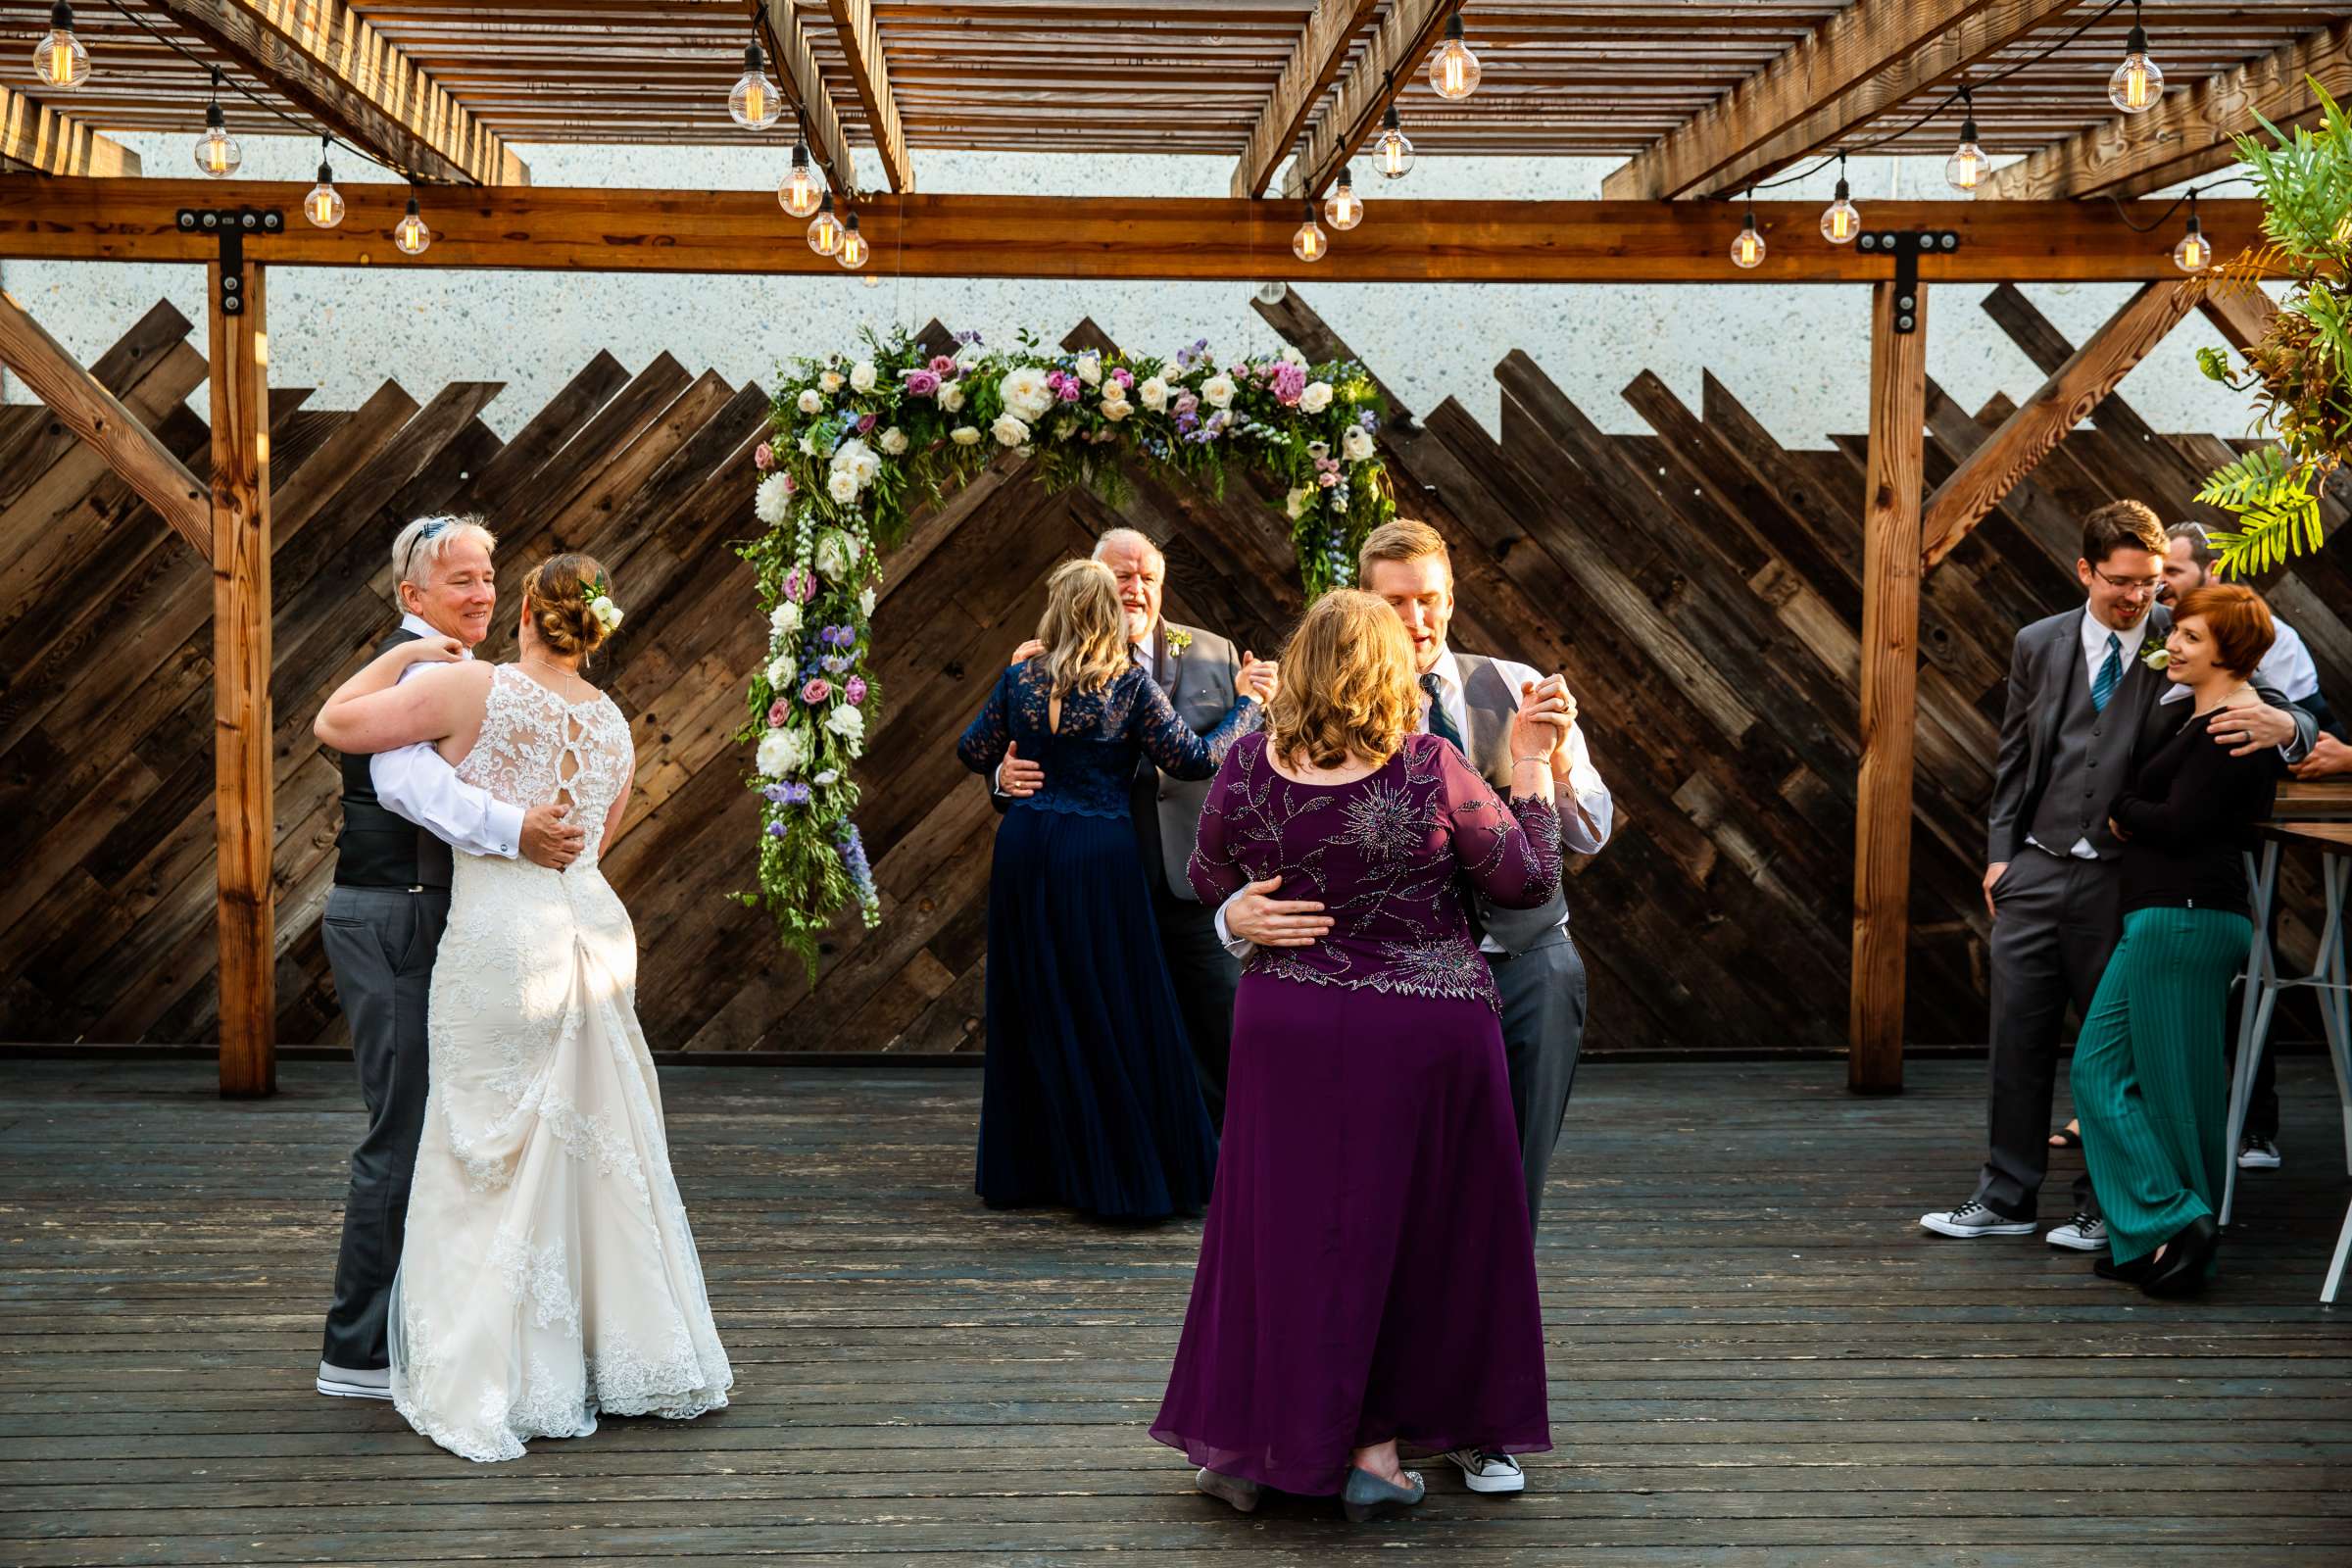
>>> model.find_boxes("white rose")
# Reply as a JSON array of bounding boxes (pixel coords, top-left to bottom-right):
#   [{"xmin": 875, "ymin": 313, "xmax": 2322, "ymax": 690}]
[
  {"xmin": 850, "ymin": 361, "xmax": 877, "ymax": 394},
  {"xmin": 769, "ymin": 600, "xmax": 802, "ymax": 641},
  {"xmin": 992, "ymin": 413, "xmax": 1031, "ymax": 448},
  {"xmin": 940, "ymin": 382, "xmax": 966, "ymax": 413},
  {"xmin": 826, "ymin": 468, "xmax": 860, "ymax": 505},
  {"xmin": 1298, "ymin": 380, "xmax": 1334, "ymax": 414},
  {"xmin": 1200, "ymin": 373, "xmax": 1235, "ymax": 409},
  {"xmin": 778, "ymin": 729, "xmax": 810, "ymax": 773},
  {"xmin": 1138, "ymin": 376, "xmax": 1169, "ymax": 412},
  {"xmin": 755, "ymin": 472, "xmax": 794, "ymax": 524},
  {"xmin": 765, "ymin": 654, "xmax": 794, "ymax": 687},
  {"xmin": 999, "ymin": 367, "xmax": 1053, "ymax": 421},
  {"xmin": 1285, "ymin": 487, "xmax": 1313, "ymax": 519},
  {"xmin": 818, "ymin": 370, "xmax": 843, "ymax": 393},
  {"xmin": 1074, "ymin": 353, "xmax": 1102, "ymax": 386},
  {"xmin": 797, "ymin": 388, "xmax": 823, "ymax": 415},
  {"xmin": 1342, "ymin": 425, "xmax": 1376, "ymax": 462},
  {"xmin": 858, "ymin": 586, "xmax": 876, "ymax": 617},
  {"xmin": 879, "ymin": 425, "xmax": 908, "ymax": 456},
  {"xmin": 590, "ymin": 596, "xmax": 622, "ymax": 632},
  {"xmin": 1279, "ymin": 345, "xmax": 1307, "ymax": 368},
  {"xmin": 831, "ymin": 437, "xmax": 875, "ymax": 485},
  {"xmin": 1101, "ymin": 397, "xmax": 1132, "ymax": 422},
  {"xmin": 826, "ymin": 704, "xmax": 866, "ymax": 744},
  {"xmin": 951, "ymin": 424, "xmax": 981, "ymax": 445},
  {"xmin": 756, "ymin": 729, "xmax": 793, "ymax": 778}
]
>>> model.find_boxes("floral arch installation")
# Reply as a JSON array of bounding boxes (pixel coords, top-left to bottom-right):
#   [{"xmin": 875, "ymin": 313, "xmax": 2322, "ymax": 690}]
[{"xmin": 740, "ymin": 328, "xmax": 1396, "ymax": 969}]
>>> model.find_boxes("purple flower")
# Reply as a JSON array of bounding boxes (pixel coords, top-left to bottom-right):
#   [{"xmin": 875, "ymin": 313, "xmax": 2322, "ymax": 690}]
[
  {"xmin": 904, "ymin": 368, "xmax": 940, "ymax": 398},
  {"xmin": 845, "ymin": 676, "xmax": 867, "ymax": 705},
  {"xmin": 1057, "ymin": 379, "xmax": 1082, "ymax": 402},
  {"xmin": 1357, "ymin": 411, "xmax": 1378, "ymax": 432},
  {"xmin": 764, "ymin": 818, "xmax": 790, "ymax": 838},
  {"xmin": 857, "ymin": 412, "xmax": 878, "ymax": 434},
  {"xmin": 784, "ymin": 567, "xmax": 817, "ymax": 604},
  {"xmin": 820, "ymin": 654, "xmax": 849, "ymax": 675},
  {"xmin": 783, "ymin": 781, "xmax": 812, "ymax": 807},
  {"xmin": 956, "ymin": 329, "xmax": 984, "ymax": 346},
  {"xmin": 1174, "ymin": 391, "xmax": 1200, "ymax": 417},
  {"xmin": 802, "ymin": 676, "xmax": 832, "ymax": 705},
  {"xmin": 929, "ymin": 354, "xmax": 959, "ymax": 378}
]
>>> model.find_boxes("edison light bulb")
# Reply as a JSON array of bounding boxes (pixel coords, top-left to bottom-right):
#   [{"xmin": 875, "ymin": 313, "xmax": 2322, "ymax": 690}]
[
  {"xmin": 2109, "ymin": 16, "xmax": 2163, "ymax": 114},
  {"xmin": 1428, "ymin": 16, "xmax": 1480, "ymax": 100},
  {"xmin": 304, "ymin": 164, "xmax": 345, "ymax": 229},
  {"xmin": 1293, "ymin": 206, "xmax": 1327, "ymax": 264},
  {"xmin": 1323, "ymin": 166, "xmax": 1363, "ymax": 230},
  {"xmin": 1820, "ymin": 178, "xmax": 1860, "ymax": 244},
  {"xmin": 1730, "ymin": 215, "xmax": 1765, "ymax": 270},
  {"xmin": 808, "ymin": 196, "xmax": 844, "ymax": 257},
  {"xmin": 839, "ymin": 213, "xmax": 868, "ymax": 270},
  {"xmin": 1945, "ymin": 118, "xmax": 1987, "ymax": 193},
  {"xmin": 1375, "ymin": 105, "xmax": 1413, "ymax": 180},
  {"xmin": 194, "ymin": 107, "xmax": 242, "ymax": 178},
  {"xmin": 2173, "ymin": 217, "xmax": 2208, "ymax": 272},
  {"xmin": 33, "ymin": 4, "xmax": 88, "ymax": 90},
  {"xmin": 394, "ymin": 198, "xmax": 430, "ymax": 256},
  {"xmin": 778, "ymin": 144, "xmax": 822, "ymax": 218},
  {"xmin": 730, "ymin": 44, "xmax": 783, "ymax": 129}
]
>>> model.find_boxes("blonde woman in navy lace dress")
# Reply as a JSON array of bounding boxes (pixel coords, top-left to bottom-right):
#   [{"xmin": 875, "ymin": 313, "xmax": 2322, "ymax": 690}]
[{"xmin": 956, "ymin": 559, "xmax": 1266, "ymax": 1218}]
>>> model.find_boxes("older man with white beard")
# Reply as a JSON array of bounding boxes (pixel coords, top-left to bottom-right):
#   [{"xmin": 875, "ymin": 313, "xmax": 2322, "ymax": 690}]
[
  {"xmin": 995, "ymin": 528, "xmax": 1264, "ymax": 1126},
  {"xmin": 315, "ymin": 514, "xmax": 584, "ymax": 1402}
]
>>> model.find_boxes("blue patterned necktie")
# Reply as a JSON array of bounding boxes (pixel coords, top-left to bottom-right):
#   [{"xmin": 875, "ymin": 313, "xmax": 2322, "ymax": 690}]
[
  {"xmin": 2090, "ymin": 632, "xmax": 2123, "ymax": 713},
  {"xmin": 1419, "ymin": 671, "xmax": 1466, "ymax": 753}
]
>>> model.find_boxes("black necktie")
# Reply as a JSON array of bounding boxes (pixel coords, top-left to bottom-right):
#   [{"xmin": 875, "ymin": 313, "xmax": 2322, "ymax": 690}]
[{"xmin": 1420, "ymin": 671, "xmax": 1465, "ymax": 754}]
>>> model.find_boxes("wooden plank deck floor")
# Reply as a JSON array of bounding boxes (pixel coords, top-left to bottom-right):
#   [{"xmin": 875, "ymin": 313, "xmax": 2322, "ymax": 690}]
[{"xmin": 2, "ymin": 1056, "xmax": 2349, "ymax": 1565}]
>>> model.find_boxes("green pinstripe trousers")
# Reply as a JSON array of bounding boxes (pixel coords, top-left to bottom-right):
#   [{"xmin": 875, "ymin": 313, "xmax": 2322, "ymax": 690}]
[{"xmin": 2070, "ymin": 906, "xmax": 2253, "ymax": 1268}]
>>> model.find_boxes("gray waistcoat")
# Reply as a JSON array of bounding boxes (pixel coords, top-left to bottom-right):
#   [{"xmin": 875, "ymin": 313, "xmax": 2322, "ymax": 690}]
[
  {"xmin": 1455, "ymin": 654, "xmax": 1572, "ymax": 953},
  {"xmin": 2026, "ymin": 648, "xmax": 2137, "ymax": 861}
]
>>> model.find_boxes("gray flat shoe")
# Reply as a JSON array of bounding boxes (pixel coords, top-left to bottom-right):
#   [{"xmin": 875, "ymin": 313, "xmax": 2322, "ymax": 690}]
[
  {"xmin": 1342, "ymin": 1465, "xmax": 1426, "ymax": 1523},
  {"xmin": 1196, "ymin": 1467, "xmax": 1260, "ymax": 1513}
]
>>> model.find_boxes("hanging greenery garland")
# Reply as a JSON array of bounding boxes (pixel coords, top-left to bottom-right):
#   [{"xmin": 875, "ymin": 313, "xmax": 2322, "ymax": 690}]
[{"xmin": 737, "ymin": 326, "xmax": 1395, "ymax": 973}]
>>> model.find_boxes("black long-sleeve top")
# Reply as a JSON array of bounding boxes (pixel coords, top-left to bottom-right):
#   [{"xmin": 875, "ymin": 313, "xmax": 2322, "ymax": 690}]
[{"xmin": 2109, "ymin": 704, "xmax": 2282, "ymax": 919}]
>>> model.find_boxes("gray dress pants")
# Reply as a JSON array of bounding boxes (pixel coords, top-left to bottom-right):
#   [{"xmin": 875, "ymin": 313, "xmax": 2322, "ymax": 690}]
[
  {"xmin": 1975, "ymin": 849, "xmax": 2114, "ymax": 1221},
  {"xmin": 1487, "ymin": 929, "xmax": 1589, "ymax": 1225},
  {"xmin": 318, "ymin": 884, "xmax": 448, "ymax": 1373},
  {"xmin": 1154, "ymin": 886, "xmax": 1241, "ymax": 1131}
]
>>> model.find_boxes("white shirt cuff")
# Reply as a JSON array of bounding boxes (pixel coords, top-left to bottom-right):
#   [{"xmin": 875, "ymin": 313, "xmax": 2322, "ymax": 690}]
[
  {"xmin": 1212, "ymin": 887, "xmax": 1251, "ymax": 959},
  {"xmin": 485, "ymin": 798, "xmax": 526, "ymax": 859}
]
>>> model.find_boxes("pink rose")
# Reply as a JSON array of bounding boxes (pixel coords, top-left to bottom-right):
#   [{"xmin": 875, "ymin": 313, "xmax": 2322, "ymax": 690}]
[
  {"xmin": 903, "ymin": 369, "xmax": 940, "ymax": 398},
  {"xmin": 801, "ymin": 677, "xmax": 831, "ymax": 705},
  {"xmin": 929, "ymin": 355, "xmax": 958, "ymax": 379},
  {"xmin": 754, "ymin": 442, "xmax": 775, "ymax": 471},
  {"xmin": 1057, "ymin": 379, "xmax": 1082, "ymax": 402},
  {"xmin": 845, "ymin": 676, "xmax": 867, "ymax": 706},
  {"xmin": 857, "ymin": 412, "xmax": 878, "ymax": 434},
  {"xmin": 766, "ymin": 699, "xmax": 791, "ymax": 728},
  {"xmin": 1317, "ymin": 470, "xmax": 1338, "ymax": 488},
  {"xmin": 784, "ymin": 567, "xmax": 817, "ymax": 604},
  {"xmin": 1110, "ymin": 367, "xmax": 1133, "ymax": 389}
]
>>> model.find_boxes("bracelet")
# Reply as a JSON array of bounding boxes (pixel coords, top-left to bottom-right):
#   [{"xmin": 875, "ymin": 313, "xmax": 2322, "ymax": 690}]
[{"xmin": 1513, "ymin": 754, "xmax": 1550, "ymax": 765}]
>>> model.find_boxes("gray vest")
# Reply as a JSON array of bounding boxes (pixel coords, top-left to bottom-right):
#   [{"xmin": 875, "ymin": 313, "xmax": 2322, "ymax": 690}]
[
  {"xmin": 2026, "ymin": 645, "xmax": 2136, "ymax": 861},
  {"xmin": 1455, "ymin": 654, "xmax": 1573, "ymax": 953}
]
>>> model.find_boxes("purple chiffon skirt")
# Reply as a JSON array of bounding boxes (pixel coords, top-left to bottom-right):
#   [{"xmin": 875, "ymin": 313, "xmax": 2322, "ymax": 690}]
[{"xmin": 1151, "ymin": 974, "xmax": 1551, "ymax": 1495}]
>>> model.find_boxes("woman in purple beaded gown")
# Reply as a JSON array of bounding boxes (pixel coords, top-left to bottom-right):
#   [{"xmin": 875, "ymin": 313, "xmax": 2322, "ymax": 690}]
[{"xmin": 1152, "ymin": 589, "xmax": 1567, "ymax": 1522}]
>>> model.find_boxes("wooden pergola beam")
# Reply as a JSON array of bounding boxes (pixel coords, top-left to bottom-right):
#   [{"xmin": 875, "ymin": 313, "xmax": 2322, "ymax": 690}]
[
  {"xmin": 0, "ymin": 180, "xmax": 2276, "ymax": 285},
  {"xmin": 0, "ymin": 84, "xmax": 141, "ymax": 177},
  {"xmin": 754, "ymin": 0, "xmax": 858, "ymax": 196},
  {"xmin": 2198, "ymin": 285, "xmax": 2279, "ymax": 355},
  {"xmin": 827, "ymin": 0, "xmax": 913, "ymax": 193},
  {"xmin": 1984, "ymin": 20, "xmax": 2352, "ymax": 201},
  {"xmin": 1851, "ymin": 278, "xmax": 1930, "ymax": 1094},
  {"xmin": 1602, "ymin": 0, "xmax": 2084, "ymax": 202},
  {"xmin": 1920, "ymin": 278, "xmax": 2204, "ymax": 570},
  {"xmin": 1278, "ymin": 0, "xmax": 1460, "ymax": 202},
  {"xmin": 141, "ymin": 0, "xmax": 526, "ymax": 186},
  {"xmin": 1230, "ymin": 0, "xmax": 1384, "ymax": 199},
  {"xmin": 0, "ymin": 288, "xmax": 211, "ymax": 560}
]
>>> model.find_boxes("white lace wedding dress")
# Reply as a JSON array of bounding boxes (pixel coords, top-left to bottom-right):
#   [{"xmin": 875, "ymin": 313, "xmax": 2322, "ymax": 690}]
[{"xmin": 389, "ymin": 663, "xmax": 732, "ymax": 1462}]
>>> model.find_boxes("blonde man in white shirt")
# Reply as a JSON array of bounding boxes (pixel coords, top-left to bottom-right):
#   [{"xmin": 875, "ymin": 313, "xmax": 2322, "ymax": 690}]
[{"xmin": 315, "ymin": 514, "xmax": 583, "ymax": 1402}]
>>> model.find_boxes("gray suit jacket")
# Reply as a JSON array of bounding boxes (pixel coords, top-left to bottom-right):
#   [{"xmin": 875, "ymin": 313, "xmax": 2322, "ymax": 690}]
[
  {"xmin": 1987, "ymin": 603, "xmax": 2314, "ymax": 865},
  {"xmin": 1139, "ymin": 621, "xmax": 1240, "ymax": 903}
]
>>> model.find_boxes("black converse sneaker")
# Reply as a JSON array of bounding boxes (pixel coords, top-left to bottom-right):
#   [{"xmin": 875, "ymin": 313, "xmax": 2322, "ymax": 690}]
[
  {"xmin": 1919, "ymin": 1199, "xmax": 2036, "ymax": 1238},
  {"xmin": 2046, "ymin": 1211, "xmax": 2107, "ymax": 1250},
  {"xmin": 2237, "ymin": 1134, "xmax": 2281, "ymax": 1169}
]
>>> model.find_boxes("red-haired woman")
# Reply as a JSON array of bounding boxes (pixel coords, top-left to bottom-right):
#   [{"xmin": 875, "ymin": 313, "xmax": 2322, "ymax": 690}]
[{"xmin": 2075, "ymin": 583, "xmax": 2283, "ymax": 1297}]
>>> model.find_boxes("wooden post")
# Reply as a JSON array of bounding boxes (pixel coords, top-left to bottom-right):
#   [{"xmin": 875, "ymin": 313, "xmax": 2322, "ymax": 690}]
[
  {"xmin": 1850, "ymin": 278, "xmax": 1928, "ymax": 1094},
  {"xmin": 211, "ymin": 260, "xmax": 273, "ymax": 1099}
]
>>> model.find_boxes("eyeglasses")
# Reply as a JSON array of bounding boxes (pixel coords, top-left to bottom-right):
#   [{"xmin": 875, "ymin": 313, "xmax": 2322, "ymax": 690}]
[
  {"xmin": 2093, "ymin": 567, "xmax": 2162, "ymax": 594},
  {"xmin": 399, "ymin": 517, "xmax": 451, "ymax": 580}
]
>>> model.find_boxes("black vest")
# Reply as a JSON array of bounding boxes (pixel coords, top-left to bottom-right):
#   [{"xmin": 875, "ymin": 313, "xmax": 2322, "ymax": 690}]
[{"xmin": 331, "ymin": 628, "xmax": 456, "ymax": 890}]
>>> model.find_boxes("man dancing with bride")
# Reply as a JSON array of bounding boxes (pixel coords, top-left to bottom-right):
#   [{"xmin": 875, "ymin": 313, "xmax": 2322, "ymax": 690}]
[{"xmin": 314, "ymin": 544, "xmax": 730, "ymax": 1462}]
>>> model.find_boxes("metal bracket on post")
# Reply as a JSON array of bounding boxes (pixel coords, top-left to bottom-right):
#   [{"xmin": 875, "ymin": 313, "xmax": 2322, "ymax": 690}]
[
  {"xmin": 175, "ymin": 208, "xmax": 282, "ymax": 317},
  {"xmin": 1856, "ymin": 228, "xmax": 1959, "ymax": 334}
]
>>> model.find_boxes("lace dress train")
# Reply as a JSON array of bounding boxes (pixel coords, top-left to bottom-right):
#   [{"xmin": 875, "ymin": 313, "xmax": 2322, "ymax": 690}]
[{"xmin": 389, "ymin": 664, "xmax": 732, "ymax": 1463}]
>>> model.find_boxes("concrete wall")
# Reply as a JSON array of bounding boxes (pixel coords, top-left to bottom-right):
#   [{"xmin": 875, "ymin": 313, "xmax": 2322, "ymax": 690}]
[{"xmin": 5, "ymin": 140, "xmax": 2251, "ymax": 447}]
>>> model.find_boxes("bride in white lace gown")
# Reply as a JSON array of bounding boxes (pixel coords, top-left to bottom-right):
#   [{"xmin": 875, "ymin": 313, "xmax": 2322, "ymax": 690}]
[{"xmin": 315, "ymin": 552, "xmax": 731, "ymax": 1462}]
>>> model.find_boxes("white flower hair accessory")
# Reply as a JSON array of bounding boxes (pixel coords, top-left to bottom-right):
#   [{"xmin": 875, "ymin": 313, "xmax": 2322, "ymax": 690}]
[{"xmin": 581, "ymin": 571, "xmax": 624, "ymax": 635}]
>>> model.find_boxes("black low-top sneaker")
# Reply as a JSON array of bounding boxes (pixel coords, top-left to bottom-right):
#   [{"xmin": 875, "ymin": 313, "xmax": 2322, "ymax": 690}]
[
  {"xmin": 2047, "ymin": 1212, "xmax": 2107, "ymax": 1251},
  {"xmin": 2237, "ymin": 1135, "xmax": 2281, "ymax": 1170},
  {"xmin": 1920, "ymin": 1200, "xmax": 2035, "ymax": 1239}
]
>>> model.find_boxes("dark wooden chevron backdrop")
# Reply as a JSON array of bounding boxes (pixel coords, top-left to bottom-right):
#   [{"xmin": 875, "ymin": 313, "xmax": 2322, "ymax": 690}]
[{"xmin": 4, "ymin": 290, "xmax": 2349, "ymax": 1055}]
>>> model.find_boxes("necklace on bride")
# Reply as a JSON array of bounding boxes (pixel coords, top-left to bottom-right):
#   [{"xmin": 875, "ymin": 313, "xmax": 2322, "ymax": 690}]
[{"xmin": 523, "ymin": 652, "xmax": 587, "ymax": 702}]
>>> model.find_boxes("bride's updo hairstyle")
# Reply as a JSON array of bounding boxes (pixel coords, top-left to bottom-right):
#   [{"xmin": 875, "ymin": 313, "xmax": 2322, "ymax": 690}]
[
  {"xmin": 1267, "ymin": 589, "xmax": 1418, "ymax": 771},
  {"xmin": 523, "ymin": 552, "xmax": 612, "ymax": 662}
]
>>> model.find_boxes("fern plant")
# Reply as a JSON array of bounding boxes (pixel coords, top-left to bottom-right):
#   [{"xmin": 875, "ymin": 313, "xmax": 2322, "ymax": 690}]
[{"xmin": 2197, "ymin": 78, "xmax": 2352, "ymax": 577}]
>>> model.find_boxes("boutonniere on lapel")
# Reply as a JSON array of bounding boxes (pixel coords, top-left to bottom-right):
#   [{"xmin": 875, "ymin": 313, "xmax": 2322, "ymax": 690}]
[
  {"xmin": 1164, "ymin": 627, "xmax": 1192, "ymax": 656},
  {"xmin": 2141, "ymin": 644, "xmax": 2171, "ymax": 671}
]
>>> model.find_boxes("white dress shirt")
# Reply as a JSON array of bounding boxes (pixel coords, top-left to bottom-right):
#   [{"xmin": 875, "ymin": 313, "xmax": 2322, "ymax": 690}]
[
  {"xmin": 1215, "ymin": 646, "xmax": 1613, "ymax": 956},
  {"xmin": 2257, "ymin": 615, "xmax": 2321, "ymax": 704},
  {"xmin": 2028, "ymin": 612, "xmax": 2147, "ymax": 861},
  {"xmin": 367, "ymin": 612, "xmax": 524, "ymax": 860}
]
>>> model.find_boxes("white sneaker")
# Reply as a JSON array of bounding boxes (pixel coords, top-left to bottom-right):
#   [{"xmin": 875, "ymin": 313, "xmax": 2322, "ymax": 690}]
[
  {"xmin": 1920, "ymin": 1200, "xmax": 2035, "ymax": 1239},
  {"xmin": 2046, "ymin": 1212, "xmax": 2107, "ymax": 1251},
  {"xmin": 2237, "ymin": 1135, "xmax": 2281, "ymax": 1169},
  {"xmin": 316, "ymin": 1361, "xmax": 393, "ymax": 1400},
  {"xmin": 1445, "ymin": 1448, "xmax": 1526, "ymax": 1494}
]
